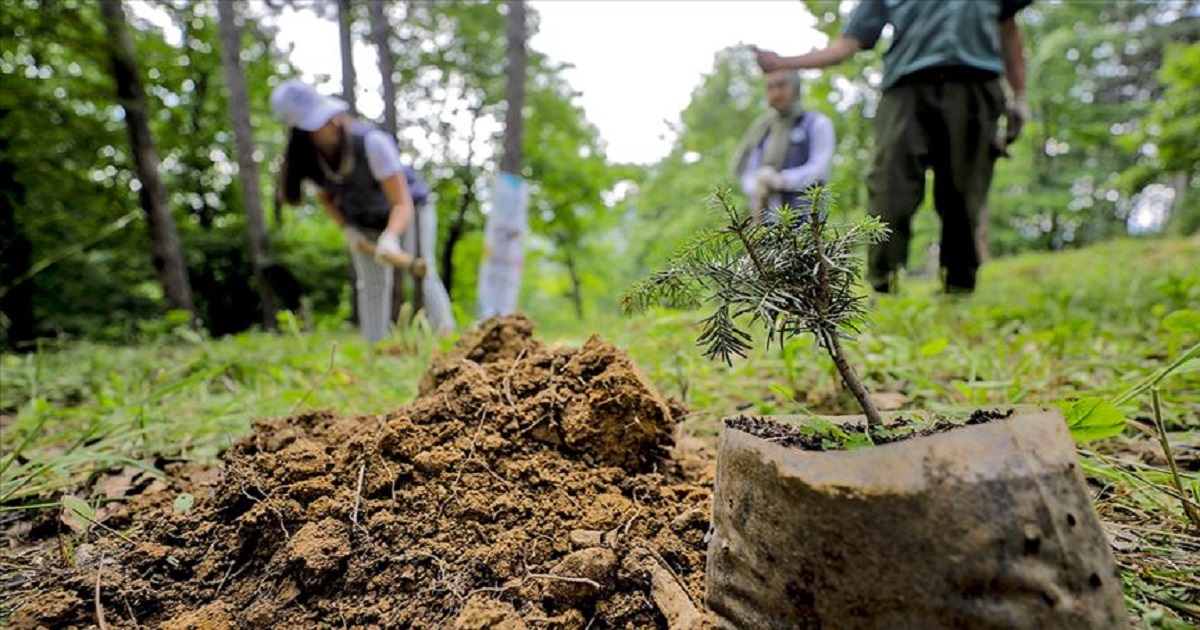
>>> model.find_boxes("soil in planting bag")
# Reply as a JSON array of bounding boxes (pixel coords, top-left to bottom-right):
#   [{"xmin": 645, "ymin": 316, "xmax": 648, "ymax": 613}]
[{"xmin": 704, "ymin": 408, "xmax": 1127, "ymax": 629}]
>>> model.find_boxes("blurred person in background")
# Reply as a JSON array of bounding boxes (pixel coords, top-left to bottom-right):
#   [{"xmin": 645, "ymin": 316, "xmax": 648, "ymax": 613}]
[
  {"xmin": 271, "ymin": 79, "xmax": 454, "ymax": 342},
  {"xmin": 732, "ymin": 69, "xmax": 836, "ymax": 224}
]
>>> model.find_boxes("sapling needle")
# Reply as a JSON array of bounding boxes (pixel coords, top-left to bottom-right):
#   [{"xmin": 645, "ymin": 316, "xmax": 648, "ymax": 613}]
[{"xmin": 623, "ymin": 187, "xmax": 889, "ymax": 428}]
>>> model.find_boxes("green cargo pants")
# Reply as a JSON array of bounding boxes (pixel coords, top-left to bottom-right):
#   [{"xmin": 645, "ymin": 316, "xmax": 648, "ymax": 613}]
[{"xmin": 867, "ymin": 71, "xmax": 1006, "ymax": 293}]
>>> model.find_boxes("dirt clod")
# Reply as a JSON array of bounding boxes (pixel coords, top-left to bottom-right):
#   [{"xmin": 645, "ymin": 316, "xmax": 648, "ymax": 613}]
[
  {"xmin": 453, "ymin": 596, "xmax": 528, "ymax": 629},
  {"xmin": 543, "ymin": 547, "xmax": 618, "ymax": 604},
  {"xmin": 289, "ymin": 518, "xmax": 351, "ymax": 574},
  {"xmin": 8, "ymin": 314, "xmax": 712, "ymax": 629}
]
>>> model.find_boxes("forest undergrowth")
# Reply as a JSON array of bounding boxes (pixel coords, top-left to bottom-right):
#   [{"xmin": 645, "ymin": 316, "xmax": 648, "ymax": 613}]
[{"xmin": 2, "ymin": 237, "xmax": 1197, "ymax": 626}]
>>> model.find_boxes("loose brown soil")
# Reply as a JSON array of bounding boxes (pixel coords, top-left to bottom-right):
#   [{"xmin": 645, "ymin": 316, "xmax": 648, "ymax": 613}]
[
  {"xmin": 5, "ymin": 315, "xmax": 715, "ymax": 629},
  {"xmin": 726, "ymin": 407, "xmax": 1015, "ymax": 450}
]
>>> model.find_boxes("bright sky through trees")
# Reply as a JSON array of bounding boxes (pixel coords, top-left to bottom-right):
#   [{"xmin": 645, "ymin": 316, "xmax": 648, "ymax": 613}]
[{"xmin": 275, "ymin": 0, "xmax": 824, "ymax": 165}]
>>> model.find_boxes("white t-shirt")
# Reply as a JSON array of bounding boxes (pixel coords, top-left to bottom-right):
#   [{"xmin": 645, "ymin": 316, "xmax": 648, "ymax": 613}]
[{"xmin": 363, "ymin": 130, "xmax": 403, "ymax": 181}]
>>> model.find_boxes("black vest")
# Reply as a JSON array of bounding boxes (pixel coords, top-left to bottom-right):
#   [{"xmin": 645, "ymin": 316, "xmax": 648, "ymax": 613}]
[
  {"xmin": 313, "ymin": 121, "xmax": 428, "ymax": 231},
  {"xmin": 763, "ymin": 114, "xmax": 825, "ymax": 212}
]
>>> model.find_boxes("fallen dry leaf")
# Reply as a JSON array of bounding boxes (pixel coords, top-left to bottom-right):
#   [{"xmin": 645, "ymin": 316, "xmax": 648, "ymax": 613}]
[
  {"xmin": 1105, "ymin": 524, "xmax": 1141, "ymax": 552},
  {"xmin": 95, "ymin": 466, "xmax": 142, "ymax": 500},
  {"xmin": 870, "ymin": 391, "xmax": 909, "ymax": 411}
]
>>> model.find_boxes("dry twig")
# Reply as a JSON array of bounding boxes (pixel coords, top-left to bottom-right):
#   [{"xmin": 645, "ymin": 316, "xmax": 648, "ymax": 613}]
[
  {"xmin": 351, "ymin": 462, "xmax": 366, "ymax": 525},
  {"xmin": 94, "ymin": 563, "xmax": 109, "ymax": 630},
  {"xmin": 503, "ymin": 348, "xmax": 527, "ymax": 405}
]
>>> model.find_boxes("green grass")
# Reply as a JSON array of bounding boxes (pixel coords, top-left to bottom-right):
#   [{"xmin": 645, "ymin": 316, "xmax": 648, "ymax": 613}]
[
  {"xmin": 0, "ymin": 320, "xmax": 444, "ymax": 507},
  {"xmin": 2, "ymin": 236, "xmax": 1198, "ymax": 625},
  {"xmin": 601, "ymin": 238, "xmax": 1200, "ymax": 426}
]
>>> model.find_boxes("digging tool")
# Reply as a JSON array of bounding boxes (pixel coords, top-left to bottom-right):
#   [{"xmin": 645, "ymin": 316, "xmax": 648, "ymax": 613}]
[
  {"xmin": 352, "ymin": 238, "xmax": 427, "ymax": 279},
  {"xmin": 411, "ymin": 200, "xmax": 427, "ymax": 306},
  {"xmin": 392, "ymin": 205, "xmax": 428, "ymax": 325}
]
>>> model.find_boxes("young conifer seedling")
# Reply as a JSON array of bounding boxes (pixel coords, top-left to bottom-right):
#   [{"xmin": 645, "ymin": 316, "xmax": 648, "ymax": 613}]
[{"xmin": 622, "ymin": 187, "xmax": 890, "ymax": 429}]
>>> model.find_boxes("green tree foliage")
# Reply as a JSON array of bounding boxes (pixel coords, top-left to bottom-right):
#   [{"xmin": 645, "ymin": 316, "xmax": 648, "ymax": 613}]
[
  {"xmin": 1148, "ymin": 41, "xmax": 1200, "ymax": 182},
  {"xmin": 362, "ymin": 1, "xmax": 621, "ymax": 315},
  {"xmin": 2, "ymin": 0, "xmax": 162, "ymax": 343},
  {"xmin": 522, "ymin": 64, "xmax": 622, "ymax": 320},
  {"xmin": 1137, "ymin": 40, "xmax": 1200, "ymax": 235},
  {"xmin": 1, "ymin": 0, "xmax": 625, "ymax": 344},
  {"xmin": 990, "ymin": 1, "xmax": 1200, "ymax": 251},
  {"xmin": 626, "ymin": 46, "xmax": 763, "ymax": 274},
  {"xmin": 4, "ymin": 0, "xmax": 1197, "ymax": 345},
  {"xmin": 1, "ymin": 0, "xmax": 293, "ymax": 344}
]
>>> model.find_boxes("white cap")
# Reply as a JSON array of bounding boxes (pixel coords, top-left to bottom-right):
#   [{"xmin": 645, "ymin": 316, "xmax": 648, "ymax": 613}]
[{"xmin": 270, "ymin": 79, "xmax": 349, "ymax": 132}]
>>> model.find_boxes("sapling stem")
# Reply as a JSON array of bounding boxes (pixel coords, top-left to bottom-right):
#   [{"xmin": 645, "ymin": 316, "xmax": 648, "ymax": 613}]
[
  {"xmin": 809, "ymin": 209, "xmax": 883, "ymax": 428},
  {"xmin": 827, "ymin": 334, "xmax": 882, "ymax": 428}
]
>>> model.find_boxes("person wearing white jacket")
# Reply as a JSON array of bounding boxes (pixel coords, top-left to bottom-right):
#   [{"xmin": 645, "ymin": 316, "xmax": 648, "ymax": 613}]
[
  {"xmin": 732, "ymin": 70, "xmax": 835, "ymax": 225},
  {"xmin": 271, "ymin": 79, "xmax": 454, "ymax": 342}
]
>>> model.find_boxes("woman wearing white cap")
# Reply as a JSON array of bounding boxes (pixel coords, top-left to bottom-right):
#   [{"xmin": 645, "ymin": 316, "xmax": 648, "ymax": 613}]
[{"xmin": 271, "ymin": 79, "xmax": 454, "ymax": 342}]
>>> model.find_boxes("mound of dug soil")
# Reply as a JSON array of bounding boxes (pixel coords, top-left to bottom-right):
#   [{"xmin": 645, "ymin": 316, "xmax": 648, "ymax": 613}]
[{"xmin": 10, "ymin": 315, "xmax": 714, "ymax": 629}]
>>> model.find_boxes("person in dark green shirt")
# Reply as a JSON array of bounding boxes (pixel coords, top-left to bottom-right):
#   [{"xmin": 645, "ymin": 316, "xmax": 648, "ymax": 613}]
[{"xmin": 756, "ymin": 0, "xmax": 1034, "ymax": 294}]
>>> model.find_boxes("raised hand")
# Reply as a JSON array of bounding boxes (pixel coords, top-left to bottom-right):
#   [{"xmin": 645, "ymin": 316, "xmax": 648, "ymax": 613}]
[{"xmin": 755, "ymin": 47, "xmax": 785, "ymax": 73}]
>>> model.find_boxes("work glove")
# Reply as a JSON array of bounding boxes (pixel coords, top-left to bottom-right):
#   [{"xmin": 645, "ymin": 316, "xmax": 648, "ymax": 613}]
[
  {"xmin": 755, "ymin": 166, "xmax": 784, "ymax": 192},
  {"xmin": 1003, "ymin": 94, "xmax": 1029, "ymax": 146},
  {"xmin": 751, "ymin": 167, "xmax": 781, "ymax": 223},
  {"xmin": 342, "ymin": 225, "xmax": 371, "ymax": 253},
  {"xmin": 375, "ymin": 231, "xmax": 404, "ymax": 263}
]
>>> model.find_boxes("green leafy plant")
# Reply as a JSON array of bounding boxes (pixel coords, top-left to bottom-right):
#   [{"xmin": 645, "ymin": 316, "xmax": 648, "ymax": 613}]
[
  {"xmin": 1062, "ymin": 341, "xmax": 1200, "ymax": 443},
  {"xmin": 1060, "ymin": 398, "xmax": 1127, "ymax": 442},
  {"xmin": 622, "ymin": 187, "xmax": 890, "ymax": 427}
]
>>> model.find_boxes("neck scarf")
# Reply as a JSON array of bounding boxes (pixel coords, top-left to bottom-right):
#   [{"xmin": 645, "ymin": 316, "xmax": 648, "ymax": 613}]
[{"xmin": 732, "ymin": 100, "xmax": 806, "ymax": 177}]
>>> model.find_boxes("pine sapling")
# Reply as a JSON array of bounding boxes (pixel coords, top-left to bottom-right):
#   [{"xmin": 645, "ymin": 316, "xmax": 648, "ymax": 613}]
[{"xmin": 622, "ymin": 187, "xmax": 890, "ymax": 428}]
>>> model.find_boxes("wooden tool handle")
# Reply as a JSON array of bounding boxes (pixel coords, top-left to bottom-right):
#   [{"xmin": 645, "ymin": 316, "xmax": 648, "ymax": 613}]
[
  {"xmin": 354, "ymin": 239, "xmax": 425, "ymax": 276},
  {"xmin": 377, "ymin": 249, "xmax": 417, "ymax": 268}
]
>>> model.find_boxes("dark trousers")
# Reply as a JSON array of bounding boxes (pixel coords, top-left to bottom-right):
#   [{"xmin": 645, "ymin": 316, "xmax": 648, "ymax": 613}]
[{"xmin": 867, "ymin": 72, "xmax": 1005, "ymax": 293}]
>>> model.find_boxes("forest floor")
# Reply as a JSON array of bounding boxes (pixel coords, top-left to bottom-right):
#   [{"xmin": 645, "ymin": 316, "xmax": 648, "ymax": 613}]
[{"xmin": 1, "ymin": 237, "xmax": 1198, "ymax": 627}]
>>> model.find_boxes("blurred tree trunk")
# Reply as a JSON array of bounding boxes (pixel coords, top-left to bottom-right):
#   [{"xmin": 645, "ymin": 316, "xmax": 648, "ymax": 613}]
[
  {"xmin": 217, "ymin": 0, "xmax": 278, "ymax": 330},
  {"xmin": 0, "ymin": 113, "xmax": 36, "ymax": 350},
  {"xmin": 560, "ymin": 237, "xmax": 584, "ymax": 319},
  {"xmin": 1169, "ymin": 170, "xmax": 1196, "ymax": 236},
  {"xmin": 1033, "ymin": 99, "xmax": 1059, "ymax": 250},
  {"xmin": 337, "ymin": 0, "xmax": 360, "ymax": 324},
  {"xmin": 441, "ymin": 112, "xmax": 481, "ymax": 294},
  {"xmin": 472, "ymin": 0, "xmax": 526, "ymax": 317},
  {"xmin": 370, "ymin": 0, "xmax": 398, "ymax": 139},
  {"xmin": 99, "ymin": 0, "xmax": 195, "ymax": 319},
  {"xmin": 272, "ymin": 167, "xmax": 286, "ymax": 227},
  {"xmin": 501, "ymin": 0, "xmax": 526, "ymax": 175},
  {"xmin": 369, "ymin": 0, "xmax": 415, "ymax": 322},
  {"xmin": 442, "ymin": 167, "xmax": 475, "ymax": 295},
  {"xmin": 338, "ymin": 0, "xmax": 357, "ymax": 113}
]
